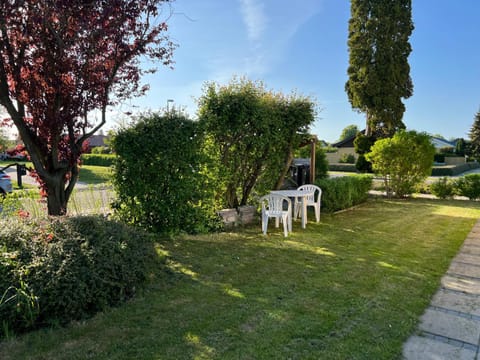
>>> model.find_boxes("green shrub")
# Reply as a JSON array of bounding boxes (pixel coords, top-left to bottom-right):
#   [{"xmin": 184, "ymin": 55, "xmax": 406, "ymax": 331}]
[
  {"xmin": 354, "ymin": 132, "xmax": 374, "ymax": 172},
  {"xmin": 91, "ymin": 146, "xmax": 111, "ymax": 154},
  {"xmin": 433, "ymin": 153, "xmax": 445, "ymax": 163},
  {"xmin": 430, "ymin": 177, "xmax": 455, "ymax": 199},
  {"xmin": 315, "ymin": 175, "xmax": 372, "ymax": 213},
  {"xmin": 328, "ymin": 163, "xmax": 358, "ymax": 172},
  {"xmin": 366, "ymin": 130, "xmax": 435, "ymax": 197},
  {"xmin": 199, "ymin": 78, "xmax": 316, "ymax": 208},
  {"xmin": 112, "ymin": 112, "xmax": 221, "ymax": 234},
  {"xmin": 0, "ymin": 216, "xmax": 157, "ymax": 336},
  {"xmin": 454, "ymin": 174, "xmax": 480, "ymax": 200},
  {"xmin": 81, "ymin": 154, "xmax": 116, "ymax": 167},
  {"xmin": 439, "ymin": 146, "xmax": 455, "ymax": 154},
  {"xmin": 295, "ymin": 145, "xmax": 329, "ymax": 179},
  {"xmin": 355, "ymin": 154, "xmax": 372, "ymax": 173},
  {"xmin": 339, "ymin": 153, "xmax": 356, "ymax": 164}
]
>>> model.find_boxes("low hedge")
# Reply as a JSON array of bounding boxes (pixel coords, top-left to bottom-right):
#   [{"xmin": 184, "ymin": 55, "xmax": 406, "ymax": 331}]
[
  {"xmin": 81, "ymin": 154, "xmax": 116, "ymax": 167},
  {"xmin": 315, "ymin": 175, "xmax": 373, "ymax": 213},
  {"xmin": 0, "ymin": 216, "xmax": 158, "ymax": 337},
  {"xmin": 328, "ymin": 163, "xmax": 359, "ymax": 173},
  {"xmin": 431, "ymin": 162, "xmax": 480, "ymax": 176}
]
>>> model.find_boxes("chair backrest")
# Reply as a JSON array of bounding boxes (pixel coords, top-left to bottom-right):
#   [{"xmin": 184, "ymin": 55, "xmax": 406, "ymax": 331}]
[
  {"xmin": 297, "ymin": 184, "xmax": 321, "ymax": 202},
  {"xmin": 260, "ymin": 194, "xmax": 291, "ymax": 214}
]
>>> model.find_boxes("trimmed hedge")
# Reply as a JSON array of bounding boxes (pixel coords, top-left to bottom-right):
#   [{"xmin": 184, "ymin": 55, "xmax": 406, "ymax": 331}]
[
  {"xmin": 328, "ymin": 163, "xmax": 359, "ymax": 173},
  {"xmin": 0, "ymin": 216, "xmax": 158, "ymax": 336},
  {"xmin": 315, "ymin": 175, "xmax": 373, "ymax": 213},
  {"xmin": 431, "ymin": 162, "xmax": 480, "ymax": 176},
  {"xmin": 81, "ymin": 154, "xmax": 116, "ymax": 167}
]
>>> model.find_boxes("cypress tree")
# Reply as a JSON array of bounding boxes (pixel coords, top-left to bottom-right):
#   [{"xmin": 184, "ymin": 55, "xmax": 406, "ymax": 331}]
[{"xmin": 346, "ymin": 0, "xmax": 414, "ymax": 138}]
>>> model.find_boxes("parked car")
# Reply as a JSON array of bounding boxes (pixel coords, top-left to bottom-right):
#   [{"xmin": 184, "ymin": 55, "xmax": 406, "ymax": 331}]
[{"xmin": 0, "ymin": 170, "xmax": 13, "ymax": 195}]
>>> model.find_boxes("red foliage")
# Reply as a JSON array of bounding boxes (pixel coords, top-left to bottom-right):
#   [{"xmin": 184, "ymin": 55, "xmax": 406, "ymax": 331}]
[
  {"xmin": 6, "ymin": 144, "xmax": 26, "ymax": 157},
  {"xmin": 0, "ymin": 1, "xmax": 175, "ymax": 214}
]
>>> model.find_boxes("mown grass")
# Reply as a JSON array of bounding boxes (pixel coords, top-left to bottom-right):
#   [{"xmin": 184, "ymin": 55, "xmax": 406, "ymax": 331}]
[
  {"xmin": 78, "ymin": 165, "xmax": 112, "ymax": 185},
  {"xmin": 1, "ymin": 198, "xmax": 479, "ymax": 359},
  {"xmin": 0, "ymin": 161, "xmax": 111, "ymax": 186}
]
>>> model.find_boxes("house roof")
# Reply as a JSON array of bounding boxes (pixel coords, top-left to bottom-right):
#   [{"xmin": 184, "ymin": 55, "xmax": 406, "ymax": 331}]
[
  {"xmin": 88, "ymin": 135, "xmax": 107, "ymax": 147},
  {"xmin": 430, "ymin": 137, "xmax": 456, "ymax": 149},
  {"xmin": 331, "ymin": 132, "xmax": 457, "ymax": 150},
  {"xmin": 331, "ymin": 130, "xmax": 365, "ymax": 148}
]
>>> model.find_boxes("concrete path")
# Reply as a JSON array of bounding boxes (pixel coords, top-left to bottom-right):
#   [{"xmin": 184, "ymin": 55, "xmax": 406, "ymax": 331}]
[
  {"xmin": 3, "ymin": 166, "xmax": 89, "ymax": 189},
  {"xmin": 403, "ymin": 220, "xmax": 480, "ymax": 359}
]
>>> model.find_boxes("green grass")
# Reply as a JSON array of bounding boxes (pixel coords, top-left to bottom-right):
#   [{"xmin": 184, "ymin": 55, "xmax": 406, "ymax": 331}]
[
  {"xmin": 1, "ymin": 161, "xmax": 111, "ymax": 185},
  {"xmin": 1, "ymin": 198, "xmax": 479, "ymax": 359},
  {"xmin": 78, "ymin": 165, "xmax": 112, "ymax": 185}
]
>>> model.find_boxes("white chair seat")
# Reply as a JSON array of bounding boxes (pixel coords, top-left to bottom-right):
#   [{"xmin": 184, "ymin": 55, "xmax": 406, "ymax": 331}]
[{"xmin": 259, "ymin": 194, "xmax": 292, "ymax": 237}]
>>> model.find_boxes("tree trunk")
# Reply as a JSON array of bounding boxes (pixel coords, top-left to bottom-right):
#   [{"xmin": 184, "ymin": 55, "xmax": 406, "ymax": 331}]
[
  {"xmin": 43, "ymin": 165, "xmax": 78, "ymax": 216},
  {"xmin": 274, "ymin": 150, "xmax": 294, "ymax": 190},
  {"xmin": 45, "ymin": 173, "xmax": 69, "ymax": 215},
  {"xmin": 225, "ymin": 183, "xmax": 239, "ymax": 209}
]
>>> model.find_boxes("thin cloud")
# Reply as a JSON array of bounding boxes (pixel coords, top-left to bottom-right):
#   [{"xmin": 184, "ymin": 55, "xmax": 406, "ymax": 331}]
[
  {"xmin": 236, "ymin": 0, "xmax": 324, "ymax": 77},
  {"xmin": 239, "ymin": 0, "xmax": 267, "ymax": 43}
]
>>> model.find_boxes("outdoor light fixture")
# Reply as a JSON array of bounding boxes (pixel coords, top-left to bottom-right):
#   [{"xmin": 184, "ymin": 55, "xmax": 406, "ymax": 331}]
[{"xmin": 166, "ymin": 99, "xmax": 174, "ymax": 113}]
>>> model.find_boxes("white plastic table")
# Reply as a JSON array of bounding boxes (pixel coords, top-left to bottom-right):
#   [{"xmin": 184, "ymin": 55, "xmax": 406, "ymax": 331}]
[{"xmin": 270, "ymin": 189, "xmax": 314, "ymax": 229}]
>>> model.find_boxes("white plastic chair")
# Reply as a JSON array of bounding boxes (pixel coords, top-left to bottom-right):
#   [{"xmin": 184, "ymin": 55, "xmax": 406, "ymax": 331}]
[
  {"xmin": 296, "ymin": 184, "xmax": 322, "ymax": 222},
  {"xmin": 259, "ymin": 194, "xmax": 292, "ymax": 237}
]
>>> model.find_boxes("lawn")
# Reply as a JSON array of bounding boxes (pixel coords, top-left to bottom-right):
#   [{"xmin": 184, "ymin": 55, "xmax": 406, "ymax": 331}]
[
  {"xmin": 1, "ymin": 198, "xmax": 479, "ymax": 359},
  {"xmin": 0, "ymin": 161, "xmax": 112, "ymax": 186},
  {"xmin": 78, "ymin": 165, "xmax": 112, "ymax": 185}
]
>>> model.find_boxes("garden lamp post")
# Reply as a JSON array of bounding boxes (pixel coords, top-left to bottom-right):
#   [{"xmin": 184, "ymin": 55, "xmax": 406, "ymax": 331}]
[{"xmin": 166, "ymin": 99, "xmax": 174, "ymax": 114}]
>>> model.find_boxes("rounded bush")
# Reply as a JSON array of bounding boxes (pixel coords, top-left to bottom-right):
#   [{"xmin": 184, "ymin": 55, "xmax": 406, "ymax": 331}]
[
  {"xmin": 0, "ymin": 216, "xmax": 157, "ymax": 336},
  {"xmin": 454, "ymin": 174, "xmax": 480, "ymax": 200},
  {"xmin": 112, "ymin": 112, "xmax": 221, "ymax": 234},
  {"xmin": 430, "ymin": 177, "xmax": 455, "ymax": 199}
]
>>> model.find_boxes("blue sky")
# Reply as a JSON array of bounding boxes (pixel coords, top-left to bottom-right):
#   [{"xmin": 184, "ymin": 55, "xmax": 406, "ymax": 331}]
[{"xmin": 122, "ymin": 0, "xmax": 480, "ymax": 143}]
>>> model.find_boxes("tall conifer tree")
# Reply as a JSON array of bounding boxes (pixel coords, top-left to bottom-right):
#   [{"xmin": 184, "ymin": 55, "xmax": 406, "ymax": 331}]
[{"xmin": 346, "ymin": 0, "xmax": 414, "ymax": 138}]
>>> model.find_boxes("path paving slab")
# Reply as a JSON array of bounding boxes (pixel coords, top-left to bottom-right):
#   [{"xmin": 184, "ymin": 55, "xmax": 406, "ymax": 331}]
[
  {"xmin": 453, "ymin": 253, "xmax": 480, "ymax": 266},
  {"xmin": 461, "ymin": 245, "xmax": 480, "ymax": 256},
  {"xmin": 442, "ymin": 275, "xmax": 480, "ymax": 295},
  {"xmin": 404, "ymin": 221, "xmax": 480, "ymax": 359},
  {"xmin": 418, "ymin": 308, "xmax": 480, "ymax": 345},
  {"xmin": 463, "ymin": 238, "xmax": 480, "ymax": 248},
  {"xmin": 403, "ymin": 335, "xmax": 476, "ymax": 360},
  {"xmin": 449, "ymin": 262, "xmax": 480, "ymax": 279},
  {"xmin": 431, "ymin": 289, "xmax": 480, "ymax": 317}
]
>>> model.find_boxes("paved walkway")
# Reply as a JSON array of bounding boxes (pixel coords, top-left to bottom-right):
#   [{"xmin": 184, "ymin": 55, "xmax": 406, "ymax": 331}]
[{"xmin": 403, "ymin": 219, "xmax": 480, "ymax": 359}]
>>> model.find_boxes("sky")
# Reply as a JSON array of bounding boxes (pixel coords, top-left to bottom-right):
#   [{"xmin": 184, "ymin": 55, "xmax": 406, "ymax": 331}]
[{"xmin": 115, "ymin": 0, "xmax": 480, "ymax": 143}]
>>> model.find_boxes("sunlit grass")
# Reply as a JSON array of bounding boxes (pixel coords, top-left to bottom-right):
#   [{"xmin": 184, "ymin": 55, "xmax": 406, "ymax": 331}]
[
  {"xmin": 0, "ymin": 161, "xmax": 111, "ymax": 186},
  {"xmin": 0, "ymin": 163, "xmax": 113, "ymax": 217},
  {"xmin": 1, "ymin": 198, "xmax": 479, "ymax": 359},
  {"xmin": 78, "ymin": 165, "xmax": 112, "ymax": 185}
]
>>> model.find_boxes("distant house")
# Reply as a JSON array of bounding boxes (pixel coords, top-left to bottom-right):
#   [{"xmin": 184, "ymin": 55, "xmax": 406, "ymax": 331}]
[
  {"xmin": 430, "ymin": 136, "xmax": 456, "ymax": 152},
  {"xmin": 86, "ymin": 134, "xmax": 108, "ymax": 152},
  {"xmin": 326, "ymin": 132, "xmax": 459, "ymax": 164},
  {"xmin": 326, "ymin": 131, "xmax": 365, "ymax": 164}
]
